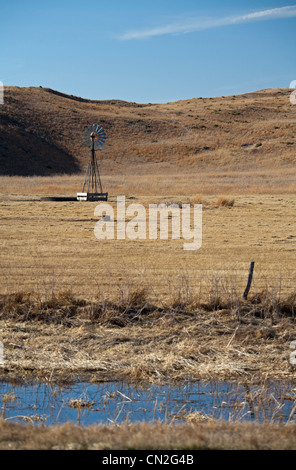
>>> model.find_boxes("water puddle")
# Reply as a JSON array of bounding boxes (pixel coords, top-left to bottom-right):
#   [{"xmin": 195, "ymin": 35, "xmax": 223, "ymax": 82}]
[{"xmin": 1, "ymin": 378, "xmax": 295, "ymax": 426}]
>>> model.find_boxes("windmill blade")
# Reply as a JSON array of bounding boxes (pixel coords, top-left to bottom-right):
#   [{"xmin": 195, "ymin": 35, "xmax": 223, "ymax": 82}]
[{"xmin": 82, "ymin": 124, "xmax": 107, "ymax": 149}]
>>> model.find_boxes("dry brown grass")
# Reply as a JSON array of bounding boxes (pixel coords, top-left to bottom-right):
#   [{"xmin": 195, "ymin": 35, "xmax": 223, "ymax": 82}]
[
  {"xmin": 0, "ymin": 419, "xmax": 296, "ymax": 450},
  {"xmin": 0, "ymin": 285, "xmax": 295, "ymax": 324},
  {"xmin": 216, "ymin": 196, "xmax": 235, "ymax": 207},
  {"xmin": 191, "ymin": 194, "xmax": 203, "ymax": 205},
  {"xmin": 1, "ymin": 164, "xmax": 296, "ymax": 198},
  {"xmin": 1, "ymin": 285, "xmax": 296, "ymax": 384},
  {"xmin": 0, "ymin": 187, "xmax": 295, "ymax": 385},
  {"xmin": 0, "ymin": 193, "xmax": 295, "ymax": 301}
]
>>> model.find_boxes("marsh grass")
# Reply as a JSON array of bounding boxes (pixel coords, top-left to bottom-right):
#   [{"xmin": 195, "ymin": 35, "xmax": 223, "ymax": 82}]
[
  {"xmin": 1, "ymin": 280, "xmax": 296, "ymax": 449},
  {"xmin": 0, "ymin": 418, "xmax": 296, "ymax": 450},
  {"xmin": 0, "ymin": 275, "xmax": 296, "ymax": 385},
  {"xmin": 1, "ymin": 280, "xmax": 295, "ymax": 325}
]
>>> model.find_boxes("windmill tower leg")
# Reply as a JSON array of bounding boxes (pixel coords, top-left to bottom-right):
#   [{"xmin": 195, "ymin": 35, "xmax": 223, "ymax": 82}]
[
  {"xmin": 82, "ymin": 157, "xmax": 91, "ymax": 193},
  {"xmin": 93, "ymin": 150, "xmax": 104, "ymax": 194},
  {"xmin": 77, "ymin": 125, "xmax": 108, "ymax": 201}
]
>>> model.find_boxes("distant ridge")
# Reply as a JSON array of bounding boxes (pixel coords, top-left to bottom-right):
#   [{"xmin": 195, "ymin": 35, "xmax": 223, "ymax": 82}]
[
  {"xmin": 41, "ymin": 87, "xmax": 146, "ymax": 107},
  {"xmin": 0, "ymin": 86, "xmax": 294, "ymax": 176}
]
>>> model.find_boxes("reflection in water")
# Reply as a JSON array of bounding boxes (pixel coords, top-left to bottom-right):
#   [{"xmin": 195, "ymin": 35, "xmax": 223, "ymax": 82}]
[{"xmin": 0, "ymin": 379, "xmax": 295, "ymax": 426}]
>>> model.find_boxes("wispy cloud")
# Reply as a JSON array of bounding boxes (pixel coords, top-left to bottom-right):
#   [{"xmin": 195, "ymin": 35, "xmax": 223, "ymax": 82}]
[{"xmin": 119, "ymin": 5, "xmax": 296, "ymax": 40}]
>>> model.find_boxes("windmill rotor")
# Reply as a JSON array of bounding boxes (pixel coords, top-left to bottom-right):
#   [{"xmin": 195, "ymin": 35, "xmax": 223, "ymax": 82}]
[{"xmin": 82, "ymin": 124, "xmax": 107, "ymax": 150}]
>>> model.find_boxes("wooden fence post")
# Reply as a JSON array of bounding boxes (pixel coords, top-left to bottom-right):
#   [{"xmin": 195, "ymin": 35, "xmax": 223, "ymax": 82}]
[{"xmin": 242, "ymin": 261, "xmax": 255, "ymax": 300}]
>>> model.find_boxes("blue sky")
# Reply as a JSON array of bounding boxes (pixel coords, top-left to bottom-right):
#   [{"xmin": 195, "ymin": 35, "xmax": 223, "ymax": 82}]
[{"xmin": 1, "ymin": 0, "xmax": 295, "ymax": 102}]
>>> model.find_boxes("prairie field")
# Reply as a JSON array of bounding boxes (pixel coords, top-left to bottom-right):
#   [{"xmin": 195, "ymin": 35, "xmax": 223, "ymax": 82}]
[
  {"xmin": 0, "ymin": 167, "xmax": 295, "ymax": 299},
  {"xmin": 0, "ymin": 174, "xmax": 295, "ymax": 384}
]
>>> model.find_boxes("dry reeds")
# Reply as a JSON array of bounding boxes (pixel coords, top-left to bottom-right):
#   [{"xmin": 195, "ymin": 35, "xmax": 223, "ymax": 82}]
[
  {"xmin": 0, "ymin": 282, "xmax": 295, "ymax": 386},
  {"xmin": 0, "ymin": 281, "xmax": 296, "ymax": 322},
  {"xmin": 0, "ymin": 284, "xmax": 295, "ymax": 325},
  {"xmin": 0, "ymin": 419, "xmax": 296, "ymax": 450}
]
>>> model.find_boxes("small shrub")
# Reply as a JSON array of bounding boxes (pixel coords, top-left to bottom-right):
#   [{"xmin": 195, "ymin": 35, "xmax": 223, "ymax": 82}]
[
  {"xmin": 191, "ymin": 194, "xmax": 203, "ymax": 205},
  {"xmin": 216, "ymin": 196, "xmax": 235, "ymax": 207}
]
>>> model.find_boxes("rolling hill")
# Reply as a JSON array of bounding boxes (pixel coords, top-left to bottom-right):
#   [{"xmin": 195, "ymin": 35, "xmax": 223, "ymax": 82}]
[{"xmin": 0, "ymin": 86, "xmax": 295, "ymax": 176}]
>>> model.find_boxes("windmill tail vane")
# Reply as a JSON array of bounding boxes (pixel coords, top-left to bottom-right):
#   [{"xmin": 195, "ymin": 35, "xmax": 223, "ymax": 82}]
[{"xmin": 77, "ymin": 124, "xmax": 108, "ymax": 201}]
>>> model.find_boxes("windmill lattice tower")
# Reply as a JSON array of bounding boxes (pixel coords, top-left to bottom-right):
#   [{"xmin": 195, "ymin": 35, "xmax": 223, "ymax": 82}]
[{"xmin": 77, "ymin": 124, "xmax": 108, "ymax": 201}]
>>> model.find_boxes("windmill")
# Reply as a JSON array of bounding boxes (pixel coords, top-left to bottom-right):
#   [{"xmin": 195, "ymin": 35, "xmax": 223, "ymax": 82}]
[{"xmin": 77, "ymin": 124, "xmax": 108, "ymax": 201}]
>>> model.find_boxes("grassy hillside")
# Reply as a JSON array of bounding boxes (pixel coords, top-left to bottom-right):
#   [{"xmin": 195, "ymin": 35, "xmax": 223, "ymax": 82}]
[{"xmin": 0, "ymin": 86, "xmax": 295, "ymax": 177}]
